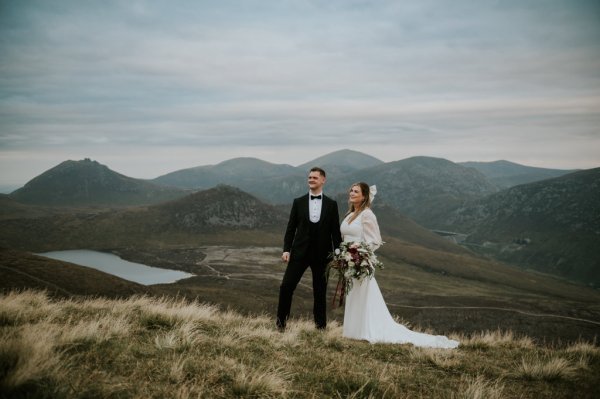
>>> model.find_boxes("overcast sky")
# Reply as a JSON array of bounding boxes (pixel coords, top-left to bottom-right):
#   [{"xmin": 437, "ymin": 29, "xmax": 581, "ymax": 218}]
[{"xmin": 1, "ymin": 0, "xmax": 599, "ymax": 187}]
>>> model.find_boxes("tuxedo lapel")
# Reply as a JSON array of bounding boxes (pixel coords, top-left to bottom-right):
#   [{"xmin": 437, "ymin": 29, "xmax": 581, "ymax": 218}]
[{"xmin": 300, "ymin": 194, "xmax": 310, "ymax": 222}]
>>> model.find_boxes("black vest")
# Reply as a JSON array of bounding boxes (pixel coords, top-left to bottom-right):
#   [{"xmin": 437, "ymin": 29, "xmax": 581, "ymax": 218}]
[{"xmin": 307, "ymin": 221, "xmax": 320, "ymax": 259}]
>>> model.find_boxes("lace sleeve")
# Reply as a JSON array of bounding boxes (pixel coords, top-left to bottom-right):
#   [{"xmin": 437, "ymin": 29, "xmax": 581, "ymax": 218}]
[{"xmin": 361, "ymin": 209, "xmax": 383, "ymax": 251}]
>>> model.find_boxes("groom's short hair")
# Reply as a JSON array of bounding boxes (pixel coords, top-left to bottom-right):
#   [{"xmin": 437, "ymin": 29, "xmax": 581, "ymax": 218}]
[{"xmin": 309, "ymin": 167, "xmax": 326, "ymax": 177}]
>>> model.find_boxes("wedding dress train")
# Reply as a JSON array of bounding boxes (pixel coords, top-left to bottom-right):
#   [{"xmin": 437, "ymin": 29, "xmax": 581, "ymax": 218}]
[{"xmin": 341, "ymin": 210, "xmax": 459, "ymax": 349}]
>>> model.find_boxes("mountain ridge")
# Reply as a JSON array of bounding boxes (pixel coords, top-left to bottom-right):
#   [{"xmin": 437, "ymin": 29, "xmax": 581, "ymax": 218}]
[
  {"xmin": 460, "ymin": 160, "xmax": 576, "ymax": 188},
  {"xmin": 152, "ymin": 157, "xmax": 300, "ymax": 190},
  {"xmin": 333, "ymin": 156, "xmax": 499, "ymax": 227},
  {"xmin": 10, "ymin": 158, "xmax": 187, "ymax": 206},
  {"xmin": 298, "ymin": 148, "xmax": 384, "ymax": 171}
]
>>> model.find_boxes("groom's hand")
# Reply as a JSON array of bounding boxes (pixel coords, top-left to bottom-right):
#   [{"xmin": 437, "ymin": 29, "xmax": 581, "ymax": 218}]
[{"xmin": 281, "ymin": 252, "xmax": 290, "ymax": 263}]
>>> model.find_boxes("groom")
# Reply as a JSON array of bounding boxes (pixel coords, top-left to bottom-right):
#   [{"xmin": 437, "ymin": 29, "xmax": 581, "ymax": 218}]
[{"xmin": 276, "ymin": 167, "xmax": 342, "ymax": 331}]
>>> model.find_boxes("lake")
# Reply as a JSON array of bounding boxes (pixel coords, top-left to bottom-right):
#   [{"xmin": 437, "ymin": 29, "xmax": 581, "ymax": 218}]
[{"xmin": 37, "ymin": 249, "xmax": 194, "ymax": 285}]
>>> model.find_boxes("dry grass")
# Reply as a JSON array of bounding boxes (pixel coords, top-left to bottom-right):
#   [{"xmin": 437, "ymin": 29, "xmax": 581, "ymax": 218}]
[
  {"xmin": 61, "ymin": 313, "xmax": 133, "ymax": 343},
  {"xmin": 455, "ymin": 329, "xmax": 534, "ymax": 349},
  {"xmin": 0, "ymin": 323, "xmax": 63, "ymax": 388},
  {"xmin": 453, "ymin": 375, "xmax": 505, "ymax": 399},
  {"xmin": 408, "ymin": 346, "xmax": 462, "ymax": 369},
  {"xmin": 566, "ymin": 340, "xmax": 600, "ymax": 357},
  {"xmin": 0, "ymin": 289, "xmax": 62, "ymax": 325},
  {"xmin": 514, "ymin": 355, "xmax": 580, "ymax": 381},
  {"xmin": 1, "ymin": 290, "xmax": 599, "ymax": 398},
  {"xmin": 230, "ymin": 364, "xmax": 291, "ymax": 398}
]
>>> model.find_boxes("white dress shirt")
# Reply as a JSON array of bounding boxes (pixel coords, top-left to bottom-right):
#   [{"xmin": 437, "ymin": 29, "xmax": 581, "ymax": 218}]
[{"xmin": 308, "ymin": 191, "xmax": 323, "ymax": 223}]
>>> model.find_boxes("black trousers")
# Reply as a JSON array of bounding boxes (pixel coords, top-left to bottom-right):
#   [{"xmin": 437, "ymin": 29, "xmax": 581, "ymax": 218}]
[{"xmin": 276, "ymin": 256, "xmax": 328, "ymax": 329}]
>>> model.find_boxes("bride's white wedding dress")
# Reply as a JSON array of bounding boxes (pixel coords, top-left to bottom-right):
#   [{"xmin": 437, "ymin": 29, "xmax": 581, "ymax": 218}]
[{"xmin": 341, "ymin": 209, "xmax": 459, "ymax": 349}]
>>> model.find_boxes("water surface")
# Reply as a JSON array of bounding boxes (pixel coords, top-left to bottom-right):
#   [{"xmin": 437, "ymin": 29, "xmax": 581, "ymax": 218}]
[{"xmin": 38, "ymin": 249, "xmax": 194, "ymax": 285}]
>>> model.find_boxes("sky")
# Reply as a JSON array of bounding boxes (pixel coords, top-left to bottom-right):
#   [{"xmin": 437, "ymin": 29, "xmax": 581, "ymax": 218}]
[{"xmin": 1, "ymin": 0, "xmax": 599, "ymax": 189}]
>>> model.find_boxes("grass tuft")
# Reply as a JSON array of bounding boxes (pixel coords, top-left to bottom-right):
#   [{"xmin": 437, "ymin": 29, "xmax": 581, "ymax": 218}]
[
  {"xmin": 0, "ymin": 323, "xmax": 63, "ymax": 389},
  {"xmin": 514, "ymin": 355, "xmax": 579, "ymax": 381},
  {"xmin": 565, "ymin": 340, "xmax": 600, "ymax": 357},
  {"xmin": 453, "ymin": 375, "xmax": 505, "ymax": 399},
  {"xmin": 458, "ymin": 329, "xmax": 534, "ymax": 349},
  {"xmin": 231, "ymin": 364, "xmax": 290, "ymax": 398},
  {"xmin": 409, "ymin": 347, "xmax": 461, "ymax": 369}
]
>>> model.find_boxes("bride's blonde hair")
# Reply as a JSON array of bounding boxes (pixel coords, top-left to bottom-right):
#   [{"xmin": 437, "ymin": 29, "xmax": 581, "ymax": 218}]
[{"xmin": 345, "ymin": 182, "xmax": 371, "ymax": 223}]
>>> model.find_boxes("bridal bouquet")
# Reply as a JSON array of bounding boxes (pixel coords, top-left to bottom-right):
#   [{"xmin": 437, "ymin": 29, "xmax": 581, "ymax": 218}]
[{"xmin": 329, "ymin": 241, "xmax": 384, "ymax": 307}]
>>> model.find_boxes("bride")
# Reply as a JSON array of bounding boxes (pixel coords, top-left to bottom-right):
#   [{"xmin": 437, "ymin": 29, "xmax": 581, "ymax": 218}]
[{"xmin": 340, "ymin": 182, "xmax": 459, "ymax": 349}]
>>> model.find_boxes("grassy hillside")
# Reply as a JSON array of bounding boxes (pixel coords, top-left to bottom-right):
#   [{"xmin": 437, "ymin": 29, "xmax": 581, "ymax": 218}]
[
  {"xmin": 440, "ymin": 168, "xmax": 600, "ymax": 286},
  {"xmin": 1, "ymin": 291, "xmax": 598, "ymax": 398}
]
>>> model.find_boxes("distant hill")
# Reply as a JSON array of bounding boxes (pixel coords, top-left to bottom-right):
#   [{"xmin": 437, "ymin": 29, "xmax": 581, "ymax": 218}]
[
  {"xmin": 299, "ymin": 149, "xmax": 384, "ymax": 174},
  {"xmin": 333, "ymin": 156, "xmax": 499, "ymax": 228},
  {"xmin": 0, "ymin": 194, "xmax": 113, "ymax": 220},
  {"xmin": 0, "ymin": 185, "xmax": 287, "ymax": 252},
  {"xmin": 440, "ymin": 168, "xmax": 600, "ymax": 286},
  {"xmin": 152, "ymin": 150, "xmax": 383, "ymax": 204},
  {"xmin": 154, "ymin": 185, "xmax": 288, "ymax": 231},
  {"xmin": 460, "ymin": 160, "xmax": 575, "ymax": 188},
  {"xmin": 13, "ymin": 153, "xmax": 575, "ymax": 211},
  {"xmin": 10, "ymin": 159, "xmax": 187, "ymax": 206},
  {"xmin": 372, "ymin": 203, "xmax": 471, "ymax": 256},
  {"xmin": 328, "ymin": 192, "xmax": 470, "ymax": 256},
  {"xmin": 152, "ymin": 157, "xmax": 299, "ymax": 192},
  {"xmin": 0, "ymin": 195, "xmax": 40, "ymax": 219}
]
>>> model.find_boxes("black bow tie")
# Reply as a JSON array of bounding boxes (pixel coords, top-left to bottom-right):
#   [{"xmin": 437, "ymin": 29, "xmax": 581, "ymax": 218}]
[{"xmin": 311, "ymin": 195, "xmax": 322, "ymax": 200}]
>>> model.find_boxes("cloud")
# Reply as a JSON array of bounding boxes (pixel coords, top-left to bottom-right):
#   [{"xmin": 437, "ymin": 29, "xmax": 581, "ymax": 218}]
[{"xmin": 1, "ymin": 0, "xmax": 599, "ymax": 185}]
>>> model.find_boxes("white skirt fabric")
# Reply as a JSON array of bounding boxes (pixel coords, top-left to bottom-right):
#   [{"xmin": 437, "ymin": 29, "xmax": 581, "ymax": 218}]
[{"xmin": 343, "ymin": 276, "xmax": 459, "ymax": 349}]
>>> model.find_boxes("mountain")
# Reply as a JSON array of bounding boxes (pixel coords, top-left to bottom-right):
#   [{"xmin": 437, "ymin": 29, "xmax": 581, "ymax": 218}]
[
  {"xmin": 152, "ymin": 150, "xmax": 384, "ymax": 204},
  {"xmin": 332, "ymin": 156, "xmax": 499, "ymax": 228},
  {"xmin": 439, "ymin": 168, "xmax": 600, "ymax": 286},
  {"xmin": 298, "ymin": 149, "xmax": 384, "ymax": 174},
  {"xmin": 9, "ymin": 159, "xmax": 187, "ymax": 206},
  {"xmin": 154, "ymin": 185, "xmax": 288, "ymax": 231},
  {"xmin": 460, "ymin": 160, "xmax": 575, "ymax": 188},
  {"xmin": 152, "ymin": 157, "xmax": 300, "ymax": 190}
]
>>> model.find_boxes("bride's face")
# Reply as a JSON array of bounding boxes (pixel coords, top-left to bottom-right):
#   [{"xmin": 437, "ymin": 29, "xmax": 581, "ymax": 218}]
[{"xmin": 348, "ymin": 185, "xmax": 364, "ymax": 205}]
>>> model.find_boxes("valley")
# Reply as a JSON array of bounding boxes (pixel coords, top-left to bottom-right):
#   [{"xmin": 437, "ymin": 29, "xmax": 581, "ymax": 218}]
[{"xmin": 1, "ymin": 150, "xmax": 599, "ymax": 346}]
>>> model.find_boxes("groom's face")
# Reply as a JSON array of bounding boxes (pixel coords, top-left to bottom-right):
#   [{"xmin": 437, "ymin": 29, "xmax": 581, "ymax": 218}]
[{"xmin": 308, "ymin": 171, "xmax": 326, "ymax": 192}]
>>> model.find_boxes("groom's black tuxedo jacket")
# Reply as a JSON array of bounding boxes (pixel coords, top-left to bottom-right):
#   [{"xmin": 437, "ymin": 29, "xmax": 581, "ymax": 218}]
[{"xmin": 283, "ymin": 193, "xmax": 343, "ymax": 264}]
